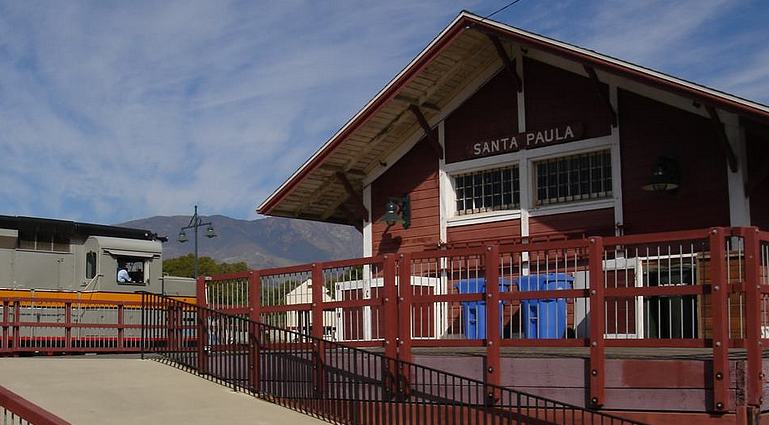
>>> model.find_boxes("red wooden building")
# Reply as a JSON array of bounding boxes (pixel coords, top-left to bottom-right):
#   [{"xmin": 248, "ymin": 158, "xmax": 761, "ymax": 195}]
[{"xmin": 254, "ymin": 11, "xmax": 769, "ymax": 425}]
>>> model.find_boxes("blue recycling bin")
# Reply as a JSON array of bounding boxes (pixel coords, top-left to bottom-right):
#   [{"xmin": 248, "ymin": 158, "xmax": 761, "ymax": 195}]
[
  {"xmin": 517, "ymin": 273, "xmax": 573, "ymax": 339},
  {"xmin": 455, "ymin": 278, "xmax": 511, "ymax": 339}
]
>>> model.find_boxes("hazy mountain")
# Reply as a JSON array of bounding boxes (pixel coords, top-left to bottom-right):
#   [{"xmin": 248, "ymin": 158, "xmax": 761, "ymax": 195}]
[{"xmin": 119, "ymin": 215, "xmax": 362, "ymax": 269}]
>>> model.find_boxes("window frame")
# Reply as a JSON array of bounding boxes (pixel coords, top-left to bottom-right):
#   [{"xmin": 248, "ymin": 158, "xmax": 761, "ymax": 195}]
[{"xmin": 443, "ymin": 135, "xmax": 616, "ymax": 226}]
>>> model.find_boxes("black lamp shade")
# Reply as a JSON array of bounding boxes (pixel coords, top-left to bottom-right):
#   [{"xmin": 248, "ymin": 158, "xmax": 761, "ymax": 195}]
[{"xmin": 642, "ymin": 157, "xmax": 680, "ymax": 192}]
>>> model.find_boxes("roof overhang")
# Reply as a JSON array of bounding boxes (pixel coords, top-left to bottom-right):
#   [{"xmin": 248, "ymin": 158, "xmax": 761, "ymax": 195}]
[{"xmin": 258, "ymin": 11, "xmax": 769, "ymax": 225}]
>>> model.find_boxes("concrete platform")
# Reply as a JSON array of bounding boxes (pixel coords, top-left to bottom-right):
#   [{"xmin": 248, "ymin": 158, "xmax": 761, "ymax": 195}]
[{"xmin": 0, "ymin": 356, "xmax": 326, "ymax": 425}]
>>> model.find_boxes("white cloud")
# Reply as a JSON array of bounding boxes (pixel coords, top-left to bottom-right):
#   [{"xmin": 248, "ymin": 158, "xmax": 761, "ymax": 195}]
[{"xmin": 0, "ymin": 0, "xmax": 766, "ymax": 225}]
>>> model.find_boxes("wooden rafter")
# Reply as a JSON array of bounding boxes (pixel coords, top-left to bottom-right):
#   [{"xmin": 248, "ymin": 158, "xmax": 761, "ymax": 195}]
[
  {"xmin": 583, "ymin": 65, "xmax": 617, "ymax": 127},
  {"xmin": 293, "ymin": 173, "xmax": 337, "ymax": 217},
  {"xmin": 342, "ymin": 109, "xmax": 409, "ymax": 171},
  {"xmin": 706, "ymin": 106, "xmax": 739, "ymax": 172},
  {"xmin": 335, "ymin": 171, "xmax": 369, "ymax": 221},
  {"xmin": 487, "ymin": 34, "xmax": 522, "ymax": 92},
  {"xmin": 408, "ymin": 104, "xmax": 444, "ymax": 159}
]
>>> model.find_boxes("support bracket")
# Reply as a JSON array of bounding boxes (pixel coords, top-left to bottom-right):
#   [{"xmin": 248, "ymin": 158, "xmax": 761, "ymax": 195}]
[
  {"xmin": 335, "ymin": 171, "xmax": 369, "ymax": 222},
  {"xmin": 706, "ymin": 106, "xmax": 739, "ymax": 172},
  {"xmin": 408, "ymin": 104, "xmax": 444, "ymax": 159},
  {"xmin": 487, "ymin": 34, "xmax": 522, "ymax": 93},
  {"xmin": 584, "ymin": 65, "xmax": 617, "ymax": 128}
]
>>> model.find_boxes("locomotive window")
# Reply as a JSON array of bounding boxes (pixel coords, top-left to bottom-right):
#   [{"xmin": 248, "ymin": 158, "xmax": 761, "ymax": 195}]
[
  {"xmin": 86, "ymin": 251, "xmax": 97, "ymax": 279},
  {"xmin": 17, "ymin": 230, "xmax": 70, "ymax": 252},
  {"xmin": 116, "ymin": 258, "xmax": 146, "ymax": 285}
]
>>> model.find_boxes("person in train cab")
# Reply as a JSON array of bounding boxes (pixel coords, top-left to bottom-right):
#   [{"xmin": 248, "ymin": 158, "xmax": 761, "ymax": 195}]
[{"xmin": 117, "ymin": 264, "xmax": 132, "ymax": 283}]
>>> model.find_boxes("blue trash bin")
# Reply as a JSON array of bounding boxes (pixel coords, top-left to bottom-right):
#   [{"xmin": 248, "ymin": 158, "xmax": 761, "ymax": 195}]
[
  {"xmin": 517, "ymin": 274, "xmax": 573, "ymax": 339},
  {"xmin": 455, "ymin": 278, "xmax": 511, "ymax": 339}
]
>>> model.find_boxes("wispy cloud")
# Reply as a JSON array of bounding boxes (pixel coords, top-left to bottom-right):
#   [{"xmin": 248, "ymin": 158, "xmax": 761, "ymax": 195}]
[{"xmin": 0, "ymin": 1, "xmax": 766, "ymax": 225}]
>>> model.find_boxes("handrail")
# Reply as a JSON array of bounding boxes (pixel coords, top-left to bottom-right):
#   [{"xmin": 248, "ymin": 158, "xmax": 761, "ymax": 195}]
[
  {"xmin": 0, "ymin": 384, "xmax": 71, "ymax": 425},
  {"xmin": 141, "ymin": 292, "xmax": 647, "ymax": 425}
]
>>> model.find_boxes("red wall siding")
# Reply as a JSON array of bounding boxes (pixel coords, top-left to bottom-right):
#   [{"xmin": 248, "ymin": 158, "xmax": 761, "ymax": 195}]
[
  {"xmin": 444, "ymin": 70, "xmax": 518, "ymax": 164},
  {"xmin": 446, "ymin": 219, "xmax": 521, "ymax": 246},
  {"xmin": 618, "ymin": 89, "xmax": 730, "ymax": 234},
  {"xmin": 745, "ymin": 122, "xmax": 769, "ymax": 230},
  {"xmin": 529, "ymin": 208, "xmax": 615, "ymax": 240},
  {"xmin": 371, "ymin": 137, "xmax": 440, "ymax": 254},
  {"xmin": 524, "ymin": 58, "xmax": 612, "ymax": 140}
]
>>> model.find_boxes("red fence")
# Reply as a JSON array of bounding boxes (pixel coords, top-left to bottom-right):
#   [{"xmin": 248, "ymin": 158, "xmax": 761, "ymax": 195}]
[
  {"xmin": 142, "ymin": 292, "xmax": 645, "ymax": 425},
  {"xmin": 0, "ymin": 384, "xmax": 70, "ymax": 425},
  {"xmin": 199, "ymin": 227, "xmax": 769, "ymax": 414},
  {"xmin": 0, "ymin": 297, "xmax": 144, "ymax": 354}
]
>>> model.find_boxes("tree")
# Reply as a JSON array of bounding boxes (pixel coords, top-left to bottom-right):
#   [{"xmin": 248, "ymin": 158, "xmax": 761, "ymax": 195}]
[{"xmin": 163, "ymin": 254, "xmax": 248, "ymax": 278}]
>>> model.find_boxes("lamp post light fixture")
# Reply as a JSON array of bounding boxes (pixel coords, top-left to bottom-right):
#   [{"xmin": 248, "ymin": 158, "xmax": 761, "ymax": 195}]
[{"xmin": 178, "ymin": 205, "xmax": 217, "ymax": 278}]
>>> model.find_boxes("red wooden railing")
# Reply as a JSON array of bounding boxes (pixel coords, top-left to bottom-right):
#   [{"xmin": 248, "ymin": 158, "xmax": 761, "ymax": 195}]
[
  {"xmin": 0, "ymin": 384, "xmax": 71, "ymax": 425},
  {"xmin": 0, "ymin": 297, "xmax": 144, "ymax": 354},
  {"xmin": 198, "ymin": 226, "xmax": 769, "ymax": 415}
]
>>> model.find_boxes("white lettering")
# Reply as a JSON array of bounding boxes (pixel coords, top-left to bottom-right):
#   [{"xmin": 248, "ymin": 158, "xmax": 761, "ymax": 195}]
[
  {"xmin": 564, "ymin": 125, "xmax": 574, "ymax": 139},
  {"xmin": 544, "ymin": 129, "xmax": 554, "ymax": 143},
  {"xmin": 473, "ymin": 143, "xmax": 482, "ymax": 155},
  {"xmin": 535, "ymin": 131, "xmax": 545, "ymax": 145},
  {"xmin": 491, "ymin": 139, "xmax": 499, "ymax": 152},
  {"xmin": 526, "ymin": 133, "xmax": 535, "ymax": 146}
]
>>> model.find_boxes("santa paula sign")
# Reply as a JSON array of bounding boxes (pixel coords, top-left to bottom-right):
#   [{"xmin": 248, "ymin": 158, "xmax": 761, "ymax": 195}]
[{"xmin": 470, "ymin": 123, "xmax": 584, "ymax": 158}]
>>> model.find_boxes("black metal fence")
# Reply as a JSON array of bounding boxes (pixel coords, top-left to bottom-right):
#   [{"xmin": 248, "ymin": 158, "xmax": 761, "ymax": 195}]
[{"xmin": 140, "ymin": 292, "xmax": 646, "ymax": 425}]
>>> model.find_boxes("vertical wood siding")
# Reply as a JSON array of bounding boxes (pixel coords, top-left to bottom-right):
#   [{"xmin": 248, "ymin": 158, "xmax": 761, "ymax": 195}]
[
  {"xmin": 444, "ymin": 70, "xmax": 519, "ymax": 164},
  {"xmin": 619, "ymin": 89, "xmax": 730, "ymax": 234},
  {"xmin": 745, "ymin": 122, "xmax": 769, "ymax": 229},
  {"xmin": 524, "ymin": 58, "xmax": 612, "ymax": 140}
]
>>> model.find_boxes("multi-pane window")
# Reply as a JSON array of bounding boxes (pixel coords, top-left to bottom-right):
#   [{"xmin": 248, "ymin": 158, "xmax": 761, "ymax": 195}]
[
  {"xmin": 17, "ymin": 230, "xmax": 70, "ymax": 252},
  {"xmin": 454, "ymin": 165, "xmax": 520, "ymax": 215},
  {"xmin": 534, "ymin": 150, "xmax": 612, "ymax": 206}
]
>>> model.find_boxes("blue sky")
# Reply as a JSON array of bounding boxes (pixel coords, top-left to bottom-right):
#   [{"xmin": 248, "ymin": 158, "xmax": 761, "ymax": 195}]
[{"xmin": 0, "ymin": 0, "xmax": 767, "ymax": 224}]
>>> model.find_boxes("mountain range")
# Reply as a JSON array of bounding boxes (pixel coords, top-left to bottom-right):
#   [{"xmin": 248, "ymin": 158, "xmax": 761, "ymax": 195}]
[{"xmin": 119, "ymin": 215, "xmax": 362, "ymax": 269}]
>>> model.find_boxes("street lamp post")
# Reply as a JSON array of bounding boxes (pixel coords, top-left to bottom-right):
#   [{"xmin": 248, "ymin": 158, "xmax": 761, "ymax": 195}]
[{"xmin": 177, "ymin": 205, "xmax": 217, "ymax": 278}]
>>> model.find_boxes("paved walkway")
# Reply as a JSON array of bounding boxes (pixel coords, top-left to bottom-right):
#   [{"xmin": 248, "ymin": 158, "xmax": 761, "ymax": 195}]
[{"xmin": 0, "ymin": 356, "xmax": 326, "ymax": 425}]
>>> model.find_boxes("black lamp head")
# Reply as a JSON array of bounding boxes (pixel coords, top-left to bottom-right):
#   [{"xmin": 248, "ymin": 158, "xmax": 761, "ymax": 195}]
[{"xmin": 642, "ymin": 157, "xmax": 680, "ymax": 192}]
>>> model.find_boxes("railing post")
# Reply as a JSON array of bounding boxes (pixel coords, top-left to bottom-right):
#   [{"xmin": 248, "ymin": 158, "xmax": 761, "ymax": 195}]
[
  {"xmin": 710, "ymin": 227, "xmax": 730, "ymax": 412},
  {"xmin": 64, "ymin": 302, "xmax": 72, "ymax": 352},
  {"xmin": 117, "ymin": 303, "xmax": 124, "ymax": 351},
  {"xmin": 588, "ymin": 236, "xmax": 605, "ymax": 408},
  {"xmin": 2, "ymin": 300, "xmax": 8, "ymax": 353},
  {"xmin": 397, "ymin": 253, "xmax": 413, "ymax": 365},
  {"xmin": 13, "ymin": 301, "xmax": 20, "ymax": 351},
  {"xmin": 382, "ymin": 254, "xmax": 399, "ymax": 399},
  {"xmin": 485, "ymin": 243, "xmax": 501, "ymax": 405},
  {"xmin": 248, "ymin": 271, "xmax": 262, "ymax": 393},
  {"xmin": 196, "ymin": 276, "xmax": 208, "ymax": 375},
  {"xmin": 311, "ymin": 263, "xmax": 326, "ymax": 399},
  {"xmin": 741, "ymin": 227, "xmax": 763, "ymax": 411},
  {"xmin": 397, "ymin": 253, "xmax": 413, "ymax": 404}
]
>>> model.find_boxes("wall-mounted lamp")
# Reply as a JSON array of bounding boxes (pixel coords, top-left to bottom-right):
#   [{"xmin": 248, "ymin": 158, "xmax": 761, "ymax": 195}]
[
  {"xmin": 642, "ymin": 156, "xmax": 680, "ymax": 192},
  {"xmin": 383, "ymin": 195, "xmax": 411, "ymax": 229}
]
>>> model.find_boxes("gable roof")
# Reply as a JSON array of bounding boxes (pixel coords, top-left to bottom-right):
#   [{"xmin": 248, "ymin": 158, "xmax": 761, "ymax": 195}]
[{"xmin": 257, "ymin": 11, "xmax": 769, "ymax": 225}]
